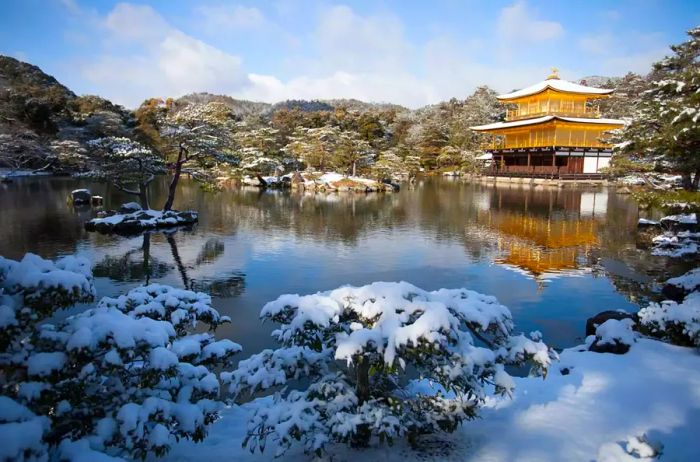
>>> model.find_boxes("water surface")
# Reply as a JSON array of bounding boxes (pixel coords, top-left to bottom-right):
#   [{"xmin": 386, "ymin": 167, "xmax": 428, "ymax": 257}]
[{"xmin": 0, "ymin": 176, "xmax": 686, "ymax": 353}]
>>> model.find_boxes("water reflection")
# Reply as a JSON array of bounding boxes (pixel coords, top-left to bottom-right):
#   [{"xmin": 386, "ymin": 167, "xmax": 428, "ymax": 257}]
[{"xmin": 0, "ymin": 176, "xmax": 689, "ymax": 351}]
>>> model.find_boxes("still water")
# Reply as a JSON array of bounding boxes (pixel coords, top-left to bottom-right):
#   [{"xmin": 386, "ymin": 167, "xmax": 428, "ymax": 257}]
[{"xmin": 0, "ymin": 176, "xmax": 685, "ymax": 354}]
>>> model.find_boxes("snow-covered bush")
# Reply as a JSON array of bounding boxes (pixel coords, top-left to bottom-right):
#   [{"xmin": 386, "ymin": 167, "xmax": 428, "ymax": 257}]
[
  {"xmin": 225, "ymin": 281, "xmax": 553, "ymax": 457},
  {"xmin": 0, "ymin": 253, "xmax": 240, "ymax": 460},
  {"xmin": 638, "ymin": 291, "xmax": 700, "ymax": 347}
]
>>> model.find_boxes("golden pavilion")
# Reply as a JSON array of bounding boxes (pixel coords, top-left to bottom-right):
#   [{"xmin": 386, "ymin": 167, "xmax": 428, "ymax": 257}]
[{"xmin": 471, "ymin": 69, "xmax": 624, "ymax": 178}]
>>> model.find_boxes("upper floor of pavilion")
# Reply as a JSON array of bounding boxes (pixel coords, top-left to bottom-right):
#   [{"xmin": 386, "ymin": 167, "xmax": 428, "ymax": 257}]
[{"xmin": 498, "ymin": 69, "xmax": 614, "ymax": 121}]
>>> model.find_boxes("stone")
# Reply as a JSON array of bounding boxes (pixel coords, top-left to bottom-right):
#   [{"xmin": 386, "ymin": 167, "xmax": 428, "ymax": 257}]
[
  {"xmin": 119, "ymin": 202, "xmax": 142, "ymax": 213},
  {"xmin": 589, "ymin": 339, "xmax": 631, "ymax": 354},
  {"xmin": 585, "ymin": 310, "xmax": 637, "ymax": 337},
  {"xmin": 661, "ymin": 283, "xmax": 688, "ymax": 303},
  {"xmin": 71, "ymin": 189, "xmax": 92, "ymax": 205}
]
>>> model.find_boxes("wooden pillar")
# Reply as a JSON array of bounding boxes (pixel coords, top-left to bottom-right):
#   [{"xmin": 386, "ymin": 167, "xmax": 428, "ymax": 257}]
[{"xmin": 527, "ymin": 152, "xmax": 531, "ymax": 168}]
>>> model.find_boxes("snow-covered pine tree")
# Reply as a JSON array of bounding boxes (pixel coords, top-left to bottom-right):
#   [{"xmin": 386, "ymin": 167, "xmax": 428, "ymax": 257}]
[
  {"xmin": 615, "ymin": 27, "xmax": 700, "ymax": 189},
  {"xmin": 82, "ymin": 136, "xmax": 166, "ymax": 209},
  {"xmin": 159, "ymin": 102, "xmax": 239, "ymax": 209},
  {"xmin": 224, "ymin": 281, "xmax": 553, "ymax": 457},
  {"xmin": 0, "ymin": 253, "xmax": 240, "ymax": 460}
]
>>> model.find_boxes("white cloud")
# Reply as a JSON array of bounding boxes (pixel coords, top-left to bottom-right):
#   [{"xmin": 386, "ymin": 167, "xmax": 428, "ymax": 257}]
[
  {"xmin": 59, "ymin": 0, "xmax": 81, "ymax": 15},
  {"xmin": 497, "ymin": 1, "xmax": 563, "ymax": 43},
  {"xmin": 314, "ymin": 5, "xmax": 411, "ymax": 73},
  {"xmin": 195, "ymin": 4, "xmax": 266, "ymax": 32},
  {"xmin": 73, "ymin": 2, "xmax": 660, "ymax": 110},
  {"xmin": 103, "ymin": 3, "xmax": 169, "ymax": 41},
  {"xmin": 80, "ymin": 3, "xmax": 251, "ymax": 107},
  {"xmin": 578, "ymin": 34, "xmax": 615, "ymax": 55},
  {"xmin": 599, "ymin": 47, "xmax": 669, "ymax": 76}
]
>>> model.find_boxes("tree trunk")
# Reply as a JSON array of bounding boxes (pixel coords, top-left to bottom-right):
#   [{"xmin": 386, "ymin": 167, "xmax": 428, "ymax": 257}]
[
  {"xmin": 142, "ymin": 233, "xmax": 151, "ymax": 285},
  {"xmin": 167, "ymin": 234, "xmax": 189, "ymax": 289},
  {"xmin": 138, "ymin": 185, "xmax": 150, "ymax": 210},
  {"xmin": 356, "ymin": 355, "xmax": 370, "ymax": 405},
  {"xmin": 352, "ymin": 355, "xmax": 372, "ymax": 447},
  {"xmin": 682, "ymin": 172, "xmax": 692, "ymax": 190},
  {"xmin": 163, "ymin": 146, "xmax": 186, "ymax": 211},
  {"xmin": 352, "ymin": 161, "xmax": 356, "ymax": 177},
  {"xmin": 692, "ymin": 167, "xmax": 700, "ymax": 190}
]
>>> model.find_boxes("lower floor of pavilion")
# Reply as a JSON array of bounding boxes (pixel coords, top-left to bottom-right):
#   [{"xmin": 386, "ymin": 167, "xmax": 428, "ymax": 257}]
[{"xmin": 485, "ymin": 147, "xmax": 612, "ymax": 178}]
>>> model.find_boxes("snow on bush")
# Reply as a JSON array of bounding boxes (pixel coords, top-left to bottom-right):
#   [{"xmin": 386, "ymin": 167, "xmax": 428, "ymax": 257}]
[
  {"xmin": 638, "ymin": 291, "xmax": 700, "ymax": 347},
  {"xmin": 0, "ymin": 253, "xmax": 240, "ymax": 460},
  {"xmin": 224, "ymin": 281, "xmax": 554, "ymax": 457}
]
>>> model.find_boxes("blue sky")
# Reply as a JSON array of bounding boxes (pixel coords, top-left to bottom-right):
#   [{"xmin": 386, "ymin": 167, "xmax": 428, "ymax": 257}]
[{"xmin": 1, "ymin": 0, "xmax": 698, "ymax": 108}]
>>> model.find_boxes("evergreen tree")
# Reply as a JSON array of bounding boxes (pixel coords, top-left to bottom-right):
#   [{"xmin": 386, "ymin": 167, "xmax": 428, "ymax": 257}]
[
  {"xmin": 225, "ymin": 282, "xmax": 553, "ymax": 457},
  {"xmin": 616, "ymin": 27, "xmax": 700, "ymax": 189},
  {"xmin": 0, "ymin": 253, "xmax": 240, "ymax": 460},
  {"xmin": 82, "ymin": 137, "xmax": 165, "ymax": 208},
  {"xmin": 159, "ymin": 102, "xmax": 239, "ymax": 210}
]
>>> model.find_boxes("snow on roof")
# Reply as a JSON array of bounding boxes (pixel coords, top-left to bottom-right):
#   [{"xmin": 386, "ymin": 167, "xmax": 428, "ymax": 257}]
[
  {"xmin": 498, "ymin": 79, "xmax": 614, "ymax": 100},
  {"xmin": 470, "ymin": 115, "xmax": 624, "ymax": 131}
]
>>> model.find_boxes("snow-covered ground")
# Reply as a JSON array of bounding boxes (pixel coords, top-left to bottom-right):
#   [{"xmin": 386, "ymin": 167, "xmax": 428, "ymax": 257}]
[{"xmin": 162, "ymin": 337, "xmax": 700, "ymax": 462}]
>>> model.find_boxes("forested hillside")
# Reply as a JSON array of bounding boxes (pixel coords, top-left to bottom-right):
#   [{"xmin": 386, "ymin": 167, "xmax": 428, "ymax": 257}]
[{"xmin": 0, "ymin": 53, "xmax": 655, "ymax": 179}]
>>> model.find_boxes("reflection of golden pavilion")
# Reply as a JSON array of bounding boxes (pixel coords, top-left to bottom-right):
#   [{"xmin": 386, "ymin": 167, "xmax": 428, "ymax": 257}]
[{"xmin": 479, "ymin": 212, "xmax": 598, "ymax": 281}]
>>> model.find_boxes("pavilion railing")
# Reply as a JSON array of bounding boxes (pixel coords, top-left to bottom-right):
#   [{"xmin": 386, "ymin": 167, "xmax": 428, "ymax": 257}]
[{"xmin": 505, "ymin": 106, "xmax": 601, "ymax": 121}]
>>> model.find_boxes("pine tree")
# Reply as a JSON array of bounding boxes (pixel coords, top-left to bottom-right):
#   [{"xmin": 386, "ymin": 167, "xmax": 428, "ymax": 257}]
[
  {"xmin": 616, "ymin": 27, "xmax": 700, "ymax": 189},
  {"xmin": 225, "ymin": 282, "xmax": 553, "ymax": 457},
  {"xmin": 0, "ymin": 253, "xmax": 240, "ymax": 460},
  {"xmin": 82, "ymin": 137, "xmax": 165, "ymax": 209},
  {"xmin": 159, "ymin": 102, "xmax": 239, "ymax": 210}
]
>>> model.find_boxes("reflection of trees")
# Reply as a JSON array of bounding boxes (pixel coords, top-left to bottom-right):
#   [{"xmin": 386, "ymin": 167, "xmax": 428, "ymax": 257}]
[
  {"xmin": 6, "ymin": 175, "xmax": 687, "ymax": 308},
  {"xmin": 166, "ymin": 234, "xmax": 246, "ymax": 298},
  {"xmin": 189, "ymin": 272, "xmax": 246, "ymax": 298},
  {"xmin": 91, "ymin": 231, "xmax": 247, "ymax": 299},
  {"xmin": 93, "ymin": 234, "xmax": 170, "ymax": 284},
  {"xmin": 195, "ymin": 238, "xmax": 225, "ymax": 265}
]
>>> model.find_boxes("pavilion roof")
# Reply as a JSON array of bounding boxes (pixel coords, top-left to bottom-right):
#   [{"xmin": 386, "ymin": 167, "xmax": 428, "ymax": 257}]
[
  {"xmin": 470, "ymin": 115, "xmax": 624, "ymax": 132},
  {"xmin": 497, "ymin": 79, "xmax": 614, "ymax": 101}
]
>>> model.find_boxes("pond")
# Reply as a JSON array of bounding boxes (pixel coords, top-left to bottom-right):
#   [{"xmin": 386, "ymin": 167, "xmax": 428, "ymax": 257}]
[{"xmin": 0, "ymin": 176, "xmax": 688, "ymax": 354}]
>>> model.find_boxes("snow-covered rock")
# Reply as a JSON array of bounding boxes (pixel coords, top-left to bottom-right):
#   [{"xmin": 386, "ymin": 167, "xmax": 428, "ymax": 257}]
[
  {"xmin": 84, "ymin": 209, "xmax": 198, "ymax": 235},
  {"xmin": 663, "ymin": 268, "xmax": 700, "ymax": 301},
  {"xmin": 650, "ymin": 232, "xmax": 699, "ymax": 257},
  {"xmin": 118, "ymin": 202, "xmax": 142, "ymax": 213},
  {"xmin": 588, "ymin": 318, "xmax": 637, "ymax": 354},
  {"xmin": 70, "ymin": 188, "xmax": 92, "ymax": 205}
]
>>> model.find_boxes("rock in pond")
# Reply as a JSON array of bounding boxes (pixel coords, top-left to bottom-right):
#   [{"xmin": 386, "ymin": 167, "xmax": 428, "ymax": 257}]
[
  {"xmin": 84, "ymin": 209, "xmax": 198, "ymax": 235},
  {"xmin": 119, "ymin": 202, "xmax": 142, "ymax": 213},
  {"xmin": 70, "ymin": 189, "xmax": 92, "ymax": 205}
]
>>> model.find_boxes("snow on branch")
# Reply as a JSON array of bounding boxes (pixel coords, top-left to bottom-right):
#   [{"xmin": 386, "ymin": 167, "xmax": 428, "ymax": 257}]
[
  {"xmin": 0, "ymin": 253, "xmax": 240, "ymax": 460},
  {"xmin": 226, "ymin": 281, "xmax": 554, "ymax": 456}
]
